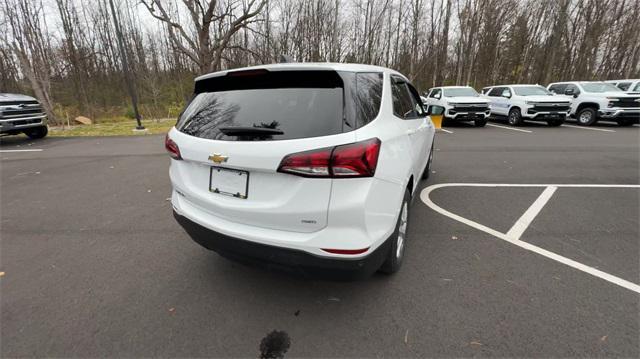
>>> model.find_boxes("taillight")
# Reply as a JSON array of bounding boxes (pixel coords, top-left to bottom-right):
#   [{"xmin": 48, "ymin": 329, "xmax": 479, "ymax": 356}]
[
  {"xmin": 277, "ymin": 138, "xmax": 381, "ymax": 178},
  {"xmin": 332, "ymin": 138, "xmax": 380, "ymax": 177},
  {"xmin": 277, "ymin": 147, "xmax": 332, "ymax": 177},
  {"xmin": 165, "ymin": 133, "xmax": 182, "ymax": 160}
]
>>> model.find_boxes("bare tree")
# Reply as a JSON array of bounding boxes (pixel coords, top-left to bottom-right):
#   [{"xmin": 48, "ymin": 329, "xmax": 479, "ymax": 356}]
[
  {"xmin": 140, "ymin": 0, "xmax": 267, "ymax": 74},
  {"xmin": 2, "ymin": 0, "xmax": 57, "ymax": 123},
  {"xmin": 1, "ymin": 0, "xmax": 638, "ymax": 122}
]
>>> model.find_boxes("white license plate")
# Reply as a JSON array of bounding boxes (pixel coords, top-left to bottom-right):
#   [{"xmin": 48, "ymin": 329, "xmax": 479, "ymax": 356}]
[{"xmin": 209, "ymin": 167, "xmax": 249, "ymax": 199}]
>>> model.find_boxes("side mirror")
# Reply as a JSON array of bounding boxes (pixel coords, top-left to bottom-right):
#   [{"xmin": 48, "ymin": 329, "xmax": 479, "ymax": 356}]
[
  {"xmin": 428, "ymin": 105, "xmax": 445, "ymax": 116},
  {"xmin": 564, "ymin": 88, "xmax": 574, "ymax": 95},
  {"xmin": 502, "ymin": 93, "xmax": 511, "ymax": 99},
  {"xmin": 434, "ymin": 93, "xmax": 441, "ymax": 99}
]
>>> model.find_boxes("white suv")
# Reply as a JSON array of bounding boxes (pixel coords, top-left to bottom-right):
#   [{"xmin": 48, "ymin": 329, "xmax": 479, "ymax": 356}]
[
  {"xmin": 167, "ymin": 63, "xmax": 435, "ymax": 279},
  {"xmin": 547, "ymin": 81, "xmax": 640, "ymax": 126},
  {"xmin": 423, "ymin": 86, "xmax": 490, "ymax": 127},
  {"xmin": 482, "ymin": 85, "xmax": 570, "ymax": 126}
]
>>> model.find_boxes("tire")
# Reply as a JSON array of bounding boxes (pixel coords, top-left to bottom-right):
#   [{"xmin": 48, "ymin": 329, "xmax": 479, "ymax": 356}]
[
  {"xmin": 616, "ymin": 119, "xmax": 633, "ymax": 126},
  {"xmin": 576, "ymin": 107, "xmax": 597, "ymax": 126},
  {"xmin": 547, "ymin": 118, "xmax": 564, "ymax": 126},
  {"xmin": 507, "ymin": 108, "xmax": 523, "ymax": 126},
  {"xmin": 24, "ymin": 125, "xmax": 48, "ymax": 139},
  {"xmin": 379, "ymin": 189, "xmax": 410, "ymax": 274},
  {"xmin": 474, "ymin": 119, "xmax": 487, "ymax": 127},
  {"xmin": 422, "ymin": 142, "xmax": 434, "ymax": 180}
]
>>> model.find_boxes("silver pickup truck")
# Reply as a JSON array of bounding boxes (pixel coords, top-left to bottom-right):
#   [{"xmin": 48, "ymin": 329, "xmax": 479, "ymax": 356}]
[{"xmin": 0, "ymin": 93, "xmax": 48, "ymax": 139}]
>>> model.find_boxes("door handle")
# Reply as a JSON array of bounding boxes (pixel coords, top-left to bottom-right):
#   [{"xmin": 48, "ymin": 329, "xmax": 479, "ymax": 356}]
[{"xmin": 406, "ymin": 129, "xmax": 417, "ymax": 135}]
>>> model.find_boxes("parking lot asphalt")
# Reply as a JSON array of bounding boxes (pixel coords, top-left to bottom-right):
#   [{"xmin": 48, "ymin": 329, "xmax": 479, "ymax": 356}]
[{"xmin": 1, "ymin": 121, "xmax": 639, "ymax": 357}]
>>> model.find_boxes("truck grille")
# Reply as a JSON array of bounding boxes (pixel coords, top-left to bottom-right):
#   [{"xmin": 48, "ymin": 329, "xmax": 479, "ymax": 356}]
[
  {"xmin": 6, "ymin": 118, "xmax": 43, "ymax": 126},
  {"xmin": 614, "ymin": 98, "xmax": 640, "ymax": 108},
  {"xmin": 0, "ymin": 100, "xmax": 39, "ymax": 106},
  {"xmin": 453, "ymin": 104, "xmax": 489, "ymax": 112},
  {"xmin": 0, "ymin": 105, "xmax": 45, "ymax": 119},
  {"xmin": 533, "ymin": 104, "xmax": 570, "ymax": 112}
]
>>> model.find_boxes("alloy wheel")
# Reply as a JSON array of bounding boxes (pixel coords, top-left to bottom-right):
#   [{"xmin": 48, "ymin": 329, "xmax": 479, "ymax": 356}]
[{"xmin": 579, "ymin": 111, "xmax": 592, "ymax": 124}]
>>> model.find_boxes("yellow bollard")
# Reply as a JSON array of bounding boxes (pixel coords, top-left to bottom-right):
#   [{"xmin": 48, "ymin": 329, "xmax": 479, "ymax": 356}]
[{"xmin": 430, "ymin": 114, "xmax": 443, "ymax": 130}]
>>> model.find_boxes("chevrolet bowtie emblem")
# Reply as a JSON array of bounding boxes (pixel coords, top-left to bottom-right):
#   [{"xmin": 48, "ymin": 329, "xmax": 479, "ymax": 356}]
[{"xmin": 208, "ymin": 153, "xmax": 228, "ymax": 164}]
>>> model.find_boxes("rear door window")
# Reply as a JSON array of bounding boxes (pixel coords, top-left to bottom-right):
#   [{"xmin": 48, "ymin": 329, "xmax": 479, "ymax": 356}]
[
  {"xmin": 391, "ymin": 78, "xmax": 425, "ymax": 119},
  {"xmin": 178, "ymin": 70, "xmax": 348, "ymax": 141},
  {"xmin": 392, "ymin": 81, "xmax": 414, "ymax": 118},
  {"xmin": 342, "ymin": 72, "xmax": 383, "ymax": 129},
  {"xmin": 406, "ymin": 83, "xmax": 427, "ymax": 117}
]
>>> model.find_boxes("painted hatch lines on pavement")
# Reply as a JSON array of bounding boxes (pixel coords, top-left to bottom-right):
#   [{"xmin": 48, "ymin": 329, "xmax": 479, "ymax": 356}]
[{"xmin": 420, "ymin": 183, "xmax": 640, "ymax": 294}]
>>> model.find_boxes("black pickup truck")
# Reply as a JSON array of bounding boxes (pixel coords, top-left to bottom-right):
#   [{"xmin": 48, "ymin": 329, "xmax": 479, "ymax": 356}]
[{"xmin": 0, "ymin": 93, "xmax": 48, "ymax": 139}]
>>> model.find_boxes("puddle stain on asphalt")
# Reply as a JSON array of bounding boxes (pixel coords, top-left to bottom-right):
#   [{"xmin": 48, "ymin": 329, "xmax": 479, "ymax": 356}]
[{"xmin": 259, "ymin": 330, "xmax": 291, "ymax": 359}]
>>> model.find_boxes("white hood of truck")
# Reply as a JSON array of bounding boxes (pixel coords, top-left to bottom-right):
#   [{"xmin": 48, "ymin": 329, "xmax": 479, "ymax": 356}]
[
  {"xmin": 600, "ymin": 91, "xmax": 639, "ymax": 98},
  {"xmin": 523, "ymin": 95, "xmax": 570, "ymax": 103},
  {"xmin": 0, "ymin": 93, "xmax": 38, "ymax": 103},
  {"xmin": 444, "ymin": 96, "xmax": 489, "ymax": 104}
]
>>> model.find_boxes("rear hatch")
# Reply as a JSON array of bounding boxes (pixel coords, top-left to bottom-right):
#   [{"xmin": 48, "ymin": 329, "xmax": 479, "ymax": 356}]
[{"xmin": 170, "ymin": 69, "xmax": 382, "ymax": 233}]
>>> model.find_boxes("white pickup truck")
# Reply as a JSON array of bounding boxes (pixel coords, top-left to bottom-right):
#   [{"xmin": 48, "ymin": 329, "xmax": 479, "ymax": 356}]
[
  {"xmin": 547, "ymin": 81, "xmax": 640, "ymax": 126},
  {"xmin": 0, "ymin": 93, "xmax": 49, "ymax": 138},
  {"xmin": 482, "ymin": 85, "xmax": 570, "ymax": 126},
  {"xmin": 423, "ymin": 86, "xmax": 490, "ymax": 127}
]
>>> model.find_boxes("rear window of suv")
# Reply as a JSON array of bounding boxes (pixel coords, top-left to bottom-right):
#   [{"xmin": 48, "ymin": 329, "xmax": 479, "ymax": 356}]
[{"xmin": 177, "ymin": 70, "xmax": 382, "ymax": 141}]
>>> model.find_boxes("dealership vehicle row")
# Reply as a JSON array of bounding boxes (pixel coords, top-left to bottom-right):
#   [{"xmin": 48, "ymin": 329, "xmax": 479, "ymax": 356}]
[
  {"xmin": 424, "ymin": 79, "xmax": 639, "ymax": 128},
  {"xmin": 1, "ymin": 75, "xmax": 639, "ymax": 142}
]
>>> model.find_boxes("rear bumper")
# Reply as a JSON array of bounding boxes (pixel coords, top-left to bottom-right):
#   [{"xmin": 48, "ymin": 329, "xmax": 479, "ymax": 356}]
[{"xmin": 173, "ymin": 210, "xmax": 390, "ymax": 280}]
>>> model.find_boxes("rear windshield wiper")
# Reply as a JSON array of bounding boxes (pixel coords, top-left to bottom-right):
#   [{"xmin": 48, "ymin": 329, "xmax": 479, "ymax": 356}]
[{"xmin": 218, "ymin": 126, "xmax": 284, "ymax": 136}]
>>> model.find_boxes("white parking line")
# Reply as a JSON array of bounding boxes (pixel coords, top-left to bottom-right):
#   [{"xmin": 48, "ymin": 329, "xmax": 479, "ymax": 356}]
[
  {"xmin": 486, "ymin": 124, "xmax": 532, "ymax": 133},
  {"xmin": 0, "ymin": 149, "xmax": 43, "ymax": 153},
  {"xmin": 506, "ymin": 186, "xmax": 557, "ymax": 240},
  {"xmin": 562, "ymin": 124, "xmax": 615, "ymax": 132},
  {"xmin": 439, "ymin": 128, "xmax": 454, "ymax": 134},
  {"xmin": 420, "ymin": 183, "xmax": 640, "ymax": 294}
]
